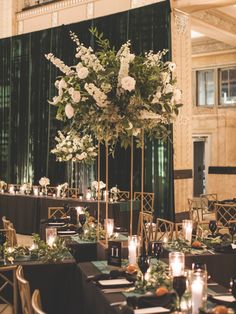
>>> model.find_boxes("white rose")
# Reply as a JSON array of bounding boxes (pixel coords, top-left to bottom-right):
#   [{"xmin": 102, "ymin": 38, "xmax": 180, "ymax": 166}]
[
  {"xmin": 168, "ymin": 62, "xmax": 176, "ymax": 72},
  {"xmin": 121, "ymin": 76, "xmax": 136, "ymax": 92},
  {"xmin": 58, "ymin": 79, "xmax": 67, "ymax": 90},
  {"xmin": 164, "ymin": 84, "xmax": 173, "ymax": 94},
  {"xmin": 173, "ymin": 88, "xmax": 182, "ymax": 102},
  {"xmin": 161, "ymin": 72, "xmax": 170, "ymax": 84},
  {"xmin": 65, "ymin": 104, "xmax": 74, "ymax": 119},
  {"xmin": 71, "ymin": 90, "xmax": 81, "ymax": 103},
  {"xmin": 68, "ymin": 87, "xmax": 74, "ymax": 95},
  {"xmin": 77, "ymin": 67, "xmax": 89, "ymax": 79}
]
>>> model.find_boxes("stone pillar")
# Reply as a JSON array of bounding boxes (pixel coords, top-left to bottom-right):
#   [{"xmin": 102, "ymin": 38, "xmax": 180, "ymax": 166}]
[
  {"xmin": 171, "ymin": 9, "xmax": 193, "ymax": 212},
  {"xmin": 0, "ymin": 0, "xmax": 18, "ymax": 38}
]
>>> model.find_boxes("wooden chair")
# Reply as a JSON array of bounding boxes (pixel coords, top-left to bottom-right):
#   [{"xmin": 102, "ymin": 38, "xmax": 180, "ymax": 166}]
[
  {"xmin": 46, "ymin": 186, "xmax": 57, "ymax": 195},
  {"xmin": 2, "ymin": 217, "xmax": 17, "ymax": 246},
  {"xmin": 154, "ymin": 218, "xmax": 174, "ymax": 242},
  {"xmin": 0, "ymin": 265, "xmax": 17, "ymax": 314},
  {"xmin": 16, "ymin": 266, "xmax": 32, "ymax": 314},
  {"xmin": 214, "ymin": 202, "xmax": 236, "ymax": 227},
  {"xmin": 137, "ymin": 211, "xmax": 154, "ymax": 242},
  {"xmin": 32, "ymin": 290, "xmax": 46, "ymax": 314},
  {"xmin": 134, "ymin": 192, "xmax": 154, "ymax": 213},
  {"xmin": 188, "ymin": 198, "xmax": 202, "ymax": 222},
  {"xmin": 200, "ymin": 193, "xmax": 217, "ymax": 220},
  {"xmin": 48, "ymin": 207, "xmax": 66, "ymax": 219},
  {"xmin": 67, "ymin": 188, "xmax": 79, "ymax": 198},
  {"xmin": 117, "ymin": 191, "xmax": 130, "ymax": 200}
]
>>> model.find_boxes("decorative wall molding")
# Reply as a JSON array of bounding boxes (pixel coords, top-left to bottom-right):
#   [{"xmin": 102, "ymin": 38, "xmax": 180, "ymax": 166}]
[
  {"xmin": 131, "ymin": 0, "xmax": 163, "ymax": 9},
  {"xmin": 18, "ymin": 20, "xmax": 24, "ymax": 34},
  {"xmin": 174, "ymin": 10, "xmax": 189, "ymax": 34},
  {"xmin": 86, "ymin": 2, "xmax": 94, "ymax": 19},
  {"xmin": 192, "ymin": 37, "xmax": 235, "ymax": 55},
  {"xmin": 17, "ymin": 0, "xmax": 95, "ymax": 20},
  {"xmin": 51, "ymin": 11, "xmax": 58, "ymax": 27}
]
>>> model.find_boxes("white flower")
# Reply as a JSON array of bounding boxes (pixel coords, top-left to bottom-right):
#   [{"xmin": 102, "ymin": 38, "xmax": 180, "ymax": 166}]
[
  {"xmin": 58, "ymin": 79, "xmax": 67, "ymax": 91},
  {"xmin": 173, "ymin": 88, "xmax": 182, "ymax": 103},
  {"xmin": 110, "ymin": 186, "xmax": 120, "ymax": 193},
  {"xmin": 167, "ymin": 62, "xmax": 176, "ymax": 72},
  {"xmin": 91, "ymin": 180, "xmax": 106, "ymax": 191},
  {"xmin": 39, "ymin": 177, "xmax": 50, "ymax": 186},
  {"xmin": 121, "ymin": 76, "xmax": 136, "ymax": 92},
  {"xmin": 133, "ymin": 128, "xmax": 141, "ymax": 136},
  {"xmin": 65, "ymin": 104, "xmax": 74, "ymax": 119},
  {"xmin": 77, "ymin": 152, "xmax": 87, "ymax": 160},
  {"xmin": 48, "ymin": 95, "xmax": 61, "ymax": 105},
  {"xmin": 164, "ymin": 84, "xmax": 173, "ymax": 94},
  {"xmin": 71, "ymin": 90, "xmax": 81, "ymax": 103},
  {"xmin": 161, "ymin": 72, "xmax": 170, "ymax": 84},
  {"xmin": 77, "ymin": 66, "xmax": 89, "ymax": 79}
]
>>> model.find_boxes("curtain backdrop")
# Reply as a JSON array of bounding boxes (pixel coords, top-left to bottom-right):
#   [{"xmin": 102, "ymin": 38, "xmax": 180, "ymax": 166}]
[{"xmin": 0, "ymin": 1, "xmax": 174, "ymax": 220}]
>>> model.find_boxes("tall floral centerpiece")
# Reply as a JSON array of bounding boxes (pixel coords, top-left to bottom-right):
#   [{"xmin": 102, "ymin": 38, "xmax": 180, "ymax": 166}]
[
  {"xmin": 39, "ymin": 177, "xmax": 50, "ymax": 195},
  {"xmin": 46, "ymin": 28, "xmax": 182, "ymax": 242}
]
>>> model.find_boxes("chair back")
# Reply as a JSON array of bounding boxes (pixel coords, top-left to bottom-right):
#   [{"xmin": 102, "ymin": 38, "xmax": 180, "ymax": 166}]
[
  {"xmin": 214, "ymin": 202, "xmax": 236, "ymax": 227},
  {"xmin": 0, "ymin": 265, "xmax": 17, "ymax": 314},
  {"xmin": 117, "ymin": 191, "xmax": 130, "ymax": 200},
  {"xmin": 48, "ymin": 207, "xmax": 66, "ymax": 219},
  {"xmin": 2, "ymin": 217, "xmax": 17, "ymax": 246},
  {"xmin": 154, "ymin": 218, "xmax": 174, "ymax": 241},
  {"xmin": 134, "ymin": 192, "xmax": 154, "ymax": 213},
  {"xmin": 188, "ymin": 198, "xmax": 202, "ymax": 222},
  {"xmin": 32, "ymin": 290, "xmax": 46, "ymax": 314},
  {"xmin": 137, "ymin": 212, "xmax": 153, "ymax": 242},
  {"xmin": 67, "ymin": 188, "xmax": 79, "ymax": 198},
  {"xmin": 46, "ymin": 186, "xmax": 57, "ymax": 195},
  {"xmin": 16, "ymin": 266, "xmax": 33, "ymax": 314}
]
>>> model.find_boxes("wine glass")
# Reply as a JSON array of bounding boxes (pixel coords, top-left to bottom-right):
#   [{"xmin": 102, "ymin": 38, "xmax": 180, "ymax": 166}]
[
  {"xmin": 138, "ymin": 255, "xmax": 150, "ymax": 285},
  {"xmin": 173, "ymin": 276, "xmax": 187, "ymax": 311},
  {"xmin": 192, "ymin": 262, "xmax": 207, "ymax": 272},
  {"xmin": 209, "ymin": 220, "xmax": 217, "ymax": 237},
  {"xmin": 153, "ymin": 241, "xmax": 163, "ymax": 260},
  {"xmin": 228, "ymin": 223, "xmax": 236, "ymax": 243},
  {"xmin": 231, "ymin": 276, "xmax": 236, "ymax": 299},
  {"xmin": 79, "ymin": 213, "xmax": 86, "ymax": 227}
]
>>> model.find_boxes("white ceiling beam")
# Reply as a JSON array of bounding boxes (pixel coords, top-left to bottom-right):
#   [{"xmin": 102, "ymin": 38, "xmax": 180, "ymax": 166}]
[{"xmin": 191, "ymin": 15, "xmax": 236, "ymax": 47}]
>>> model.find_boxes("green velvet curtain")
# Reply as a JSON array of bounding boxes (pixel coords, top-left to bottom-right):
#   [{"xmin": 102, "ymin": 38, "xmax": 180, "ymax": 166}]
[{"xmin": 0, "ymin": 1, "xmax": 174, "ymax": 220}]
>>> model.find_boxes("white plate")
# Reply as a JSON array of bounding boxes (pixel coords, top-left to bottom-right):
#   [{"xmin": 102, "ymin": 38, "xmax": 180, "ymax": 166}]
[
  {"xmin": 48, "ymin": 222, "xmax": 65, "ymax": 226},
  {"xmin": 57, "ymin": 230, "xmax": 76, "ymax": 235},
  {"xmin": 98, "ymin": 279, "xmax": 133, "ymax": 287},
  {"xmin": 213, "ymin": 295, "xmax": 235, "ymax": 302},
  {"xmin": 134, "ymin": 307, "xmax": 170, "ymax": 314}
]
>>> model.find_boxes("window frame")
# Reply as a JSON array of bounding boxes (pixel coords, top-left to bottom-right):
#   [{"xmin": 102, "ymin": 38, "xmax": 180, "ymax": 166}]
[
  {"xmin": 218, "ymin": 66, "xmax": 236, "ymax": 107},
  {"xmin": 195, "ymin": 68, "xmax": 215, "ymax": 108}
]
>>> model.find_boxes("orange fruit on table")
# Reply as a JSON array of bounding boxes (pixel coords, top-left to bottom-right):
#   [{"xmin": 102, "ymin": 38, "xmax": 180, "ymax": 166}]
[
  {"xmin": 213, "ymin": 305, "xmax": 228, "ymax": 314},
  {"xmin": 192, "ymin": 240, "xmax": 202, "ymax": 248},
  {"xmin": 155, "ymin": 286, "xmax": 169, "ymax": 297},
  {"xmin": 126, "ymin": 264, "xmax": 138, "ymax": 274}
]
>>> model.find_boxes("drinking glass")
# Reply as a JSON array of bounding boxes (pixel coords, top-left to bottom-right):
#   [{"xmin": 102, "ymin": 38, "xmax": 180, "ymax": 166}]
[
  {"xmin": 230, "ymin": 276, "xmax": 236, "ymax": 299},
  {"xmin": 138, "ymin": 255, "xmax": 150, "ymax": 285},
  {"xmin": 228, "ymin": 223, "xmax": 236, "ymax": 243},
  {"xmin": 209, "ymin": 220, "xmax": 217, "ymax": 237},
  {"xmin": 148, "ymin": 241, "xmax": 163, "ymax": 260},
  {"xmin": 173, "ymin": 276, "xmax": 187, "ymax": 311},
  {"xmin": 192, "ymin": 262, "xmax": 207, "ymax": 272},
  {"xmin": 79, "ymin": 213, "xmax": 86, "ymax": 227}
]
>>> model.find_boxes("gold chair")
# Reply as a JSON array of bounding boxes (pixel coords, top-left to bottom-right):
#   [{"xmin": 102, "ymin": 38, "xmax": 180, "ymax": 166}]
[
  {"xmin": 134, "ymin": 192, "xmax": 154, "ymax": 213},
  {"xmin": 48, "ymin": 207, "xmax": 66, "ymax": 219},
  {"xmin": 154, "ymin": 218, "xmax": 174, "ymax": 242},
  {"xmin": 0, "ymin": 265, "xmax": 17, "ymax": 314},
  {"xmin": 188, "ymin": 198, "xmax": 203, "ymax": 222},
  {"xmin": 200, "ymin": 193, "xmax": 217, "ymax": 220},
  {"xmin": 137, "ymin": 211, "xmax": 154, "ymax": 242},
  {"xmin": 67, "ymin": 188, "xmax": 79, "ymax": 198},
  {"xmin": 214, "ymin": 202, "xmax": 236, "ymax": 227},
  {"xmin": 46, "ymin": 186, "xmax": 57, "ymax": 195},
  {"xmin": 117, "ymin": 191, "xmax": 130, "ymax": 200},
  {"xmin": 16, "ymin": 266, "xmax": 32, "ymax": 314},
  {"xmin": 2, "ymin": 217, "xmax": 17, "ymax": 246},
  {"xmin": 32, "ymin": 290, "xmax": 46, "ymax": 314}
]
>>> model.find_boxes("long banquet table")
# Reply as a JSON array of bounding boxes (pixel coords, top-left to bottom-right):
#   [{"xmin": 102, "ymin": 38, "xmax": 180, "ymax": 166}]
[{"xmin": 0, "ymin": 193, "xmax": 139, "ymax": 235}]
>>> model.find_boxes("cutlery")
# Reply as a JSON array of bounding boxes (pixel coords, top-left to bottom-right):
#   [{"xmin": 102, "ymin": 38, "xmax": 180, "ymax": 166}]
[{"xmin": 102, "ymin": 286, "xmax": 135, "ymax": 293}]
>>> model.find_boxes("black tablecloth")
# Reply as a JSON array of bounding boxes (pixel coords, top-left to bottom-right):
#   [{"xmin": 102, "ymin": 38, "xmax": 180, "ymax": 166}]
[
  {"xmin": 0, "ymin": 193, "xmax": 139, "ymax": 235},
  {"xmin": 163, "ymin": 250, "xmax": 236, "ymax": 287}
]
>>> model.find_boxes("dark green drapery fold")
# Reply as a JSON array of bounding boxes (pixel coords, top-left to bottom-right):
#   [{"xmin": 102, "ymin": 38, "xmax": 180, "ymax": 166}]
[{"xmin": 0, "ymin": 1, "xmax": 174, "ymax": 220}]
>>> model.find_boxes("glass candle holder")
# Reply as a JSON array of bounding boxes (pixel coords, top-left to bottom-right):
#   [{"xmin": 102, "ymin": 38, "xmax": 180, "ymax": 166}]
[
  {"xmin": 104, "ymin": 218, "xmax": 114, "ymax": 238},
  {"xmin": 191, "ymin": 270, "xmax": 208, "ymax": 314},
  {"xmin": 182, "ymin": 220, "xmax": 193, "ymax": 243},
  {"xmin": 9, "ymin": 185, "xmax": 15, "ymax": 194},
  {"xmin": 33, "ymin": 187, "xmax": 39, "ymax": 196},
  {"xmin": 56, "ymin": 186, "xmax": 61, "ymax": 198},
  {"xmin": 128, "ymin": 235, "xmax": 140, "ymax": 265},
  {"xmin": 169, "ymin": 252, "xmax": 185, "ymax": 276},
  {"xmin": 46, "ymin": 227, "xmax": 57, "ymax": 247}
]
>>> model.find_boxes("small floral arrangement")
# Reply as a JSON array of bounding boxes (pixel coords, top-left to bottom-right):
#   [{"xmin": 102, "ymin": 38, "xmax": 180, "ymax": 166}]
[
  {"xmin": 45, "ymin": 28, "xmax": 182, "ymax": 148},
  {"xmin": 21, "ymin": 183, "xmax": 32, "ymax": 192},
  {"xmin": 110, "ymin": 186, "xmax": 120, "ymax": 194},
  {"xmin": 91, "ymin": 180, "xmax": 106, "ymax": 191},
  {"xmin": 0, "ymin": 180, "xmax": 7, "ymax": 190},
  {"xmin": 39, "ymin": 177, "xmax": 50, "ymax": 187},
  {"xmin": 51, "ymin": 130, "xmax": 97, "ymax": 164}
]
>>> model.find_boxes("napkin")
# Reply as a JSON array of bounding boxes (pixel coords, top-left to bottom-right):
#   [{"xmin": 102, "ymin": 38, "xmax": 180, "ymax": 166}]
[
  {"xmin": 127, "ymin": 293, "xmax": 174, "ymax": 310},
  {"xmin": 213, "ymin": 295, "xmax": 235, "ymax": 303},
  {"xmin": 134, "ymin": 307, "xmax": 169, "ymax": 314}
]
